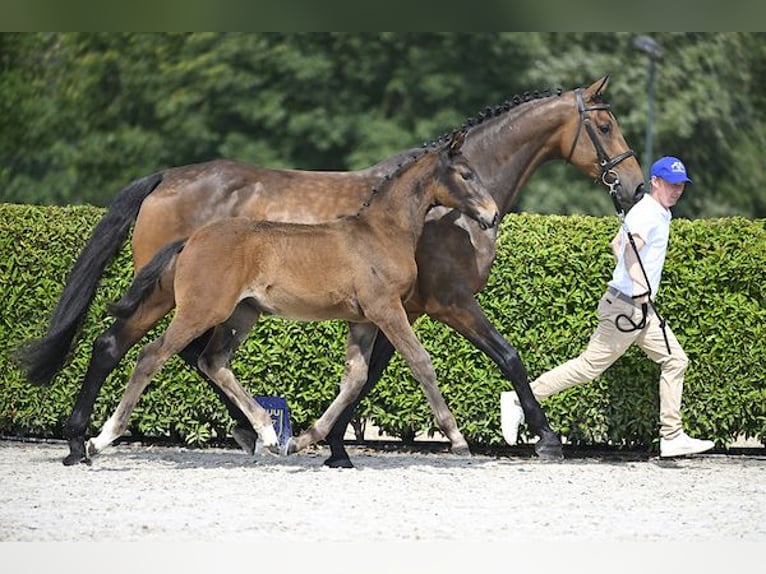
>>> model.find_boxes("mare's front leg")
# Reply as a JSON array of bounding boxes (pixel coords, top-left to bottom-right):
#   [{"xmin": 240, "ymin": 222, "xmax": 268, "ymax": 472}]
[
  {"xmin": 428, "ymin": 296, "xmax": 563, "ymax": 459},
  {"xmin": 284, "ymin": 322, "xmax": 379, "ymax": 459},
  {"xmin": 373, "ymin": 304, "xmax": 471, "ymax": 456}
]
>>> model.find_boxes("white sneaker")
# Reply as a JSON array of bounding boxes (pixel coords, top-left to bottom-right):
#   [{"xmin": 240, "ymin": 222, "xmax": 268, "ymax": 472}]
[
  {"xmin": 500, "ymin": 391, "xmax": 525, "ymax": 445},
  {"xmin": 660, "ymin": 431, "xmax": 714, "ymax": 458}
]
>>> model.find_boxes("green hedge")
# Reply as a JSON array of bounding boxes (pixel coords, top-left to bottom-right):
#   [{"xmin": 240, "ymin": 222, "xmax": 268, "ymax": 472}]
[{"xmin": 1, "ymin": 203, "xmax": 763, "ymax": 449}]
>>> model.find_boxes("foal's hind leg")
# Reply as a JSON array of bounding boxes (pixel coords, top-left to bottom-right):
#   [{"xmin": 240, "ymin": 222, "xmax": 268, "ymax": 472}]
[
  {"xmin": 285, "ymin": 322, "xmax": 379, "ymax": 458},
  {"xmin": 196, "ymin": 305, "xmax": 279, "ymax": 451},
  {"xmin": 176, "ymin": 328, "xmax": 259, "ymax": 455},
  {"xmin": 63, "ymin": 288, "xmax": 175, "ymax": 465}
]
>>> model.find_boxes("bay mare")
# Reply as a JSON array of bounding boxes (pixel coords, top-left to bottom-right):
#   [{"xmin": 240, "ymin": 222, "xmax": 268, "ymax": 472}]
[
  {"xmin": 86, "ymin": 130, "xmax": 499, "ymax": 458},
  {"xmin": 15, "ymin": 76, "xmax": 644, "ymax": 467}
]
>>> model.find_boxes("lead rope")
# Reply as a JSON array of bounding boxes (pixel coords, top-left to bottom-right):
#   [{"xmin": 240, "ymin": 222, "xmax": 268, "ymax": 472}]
[{"xmin": 610, "ymin": 192, "xmax": 672, "ymax": 355}]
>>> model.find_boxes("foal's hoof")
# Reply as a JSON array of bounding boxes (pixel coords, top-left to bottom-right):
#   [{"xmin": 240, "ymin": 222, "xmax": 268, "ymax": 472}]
[
  {"xmin": 279, "ymin": 437, "xmax": 298, "ymax": 456},
  {"xmin": 323, "ymin": 454, "xmax": 354, "ymax": 469},
  {"xmin": 535, "ymin": 437, "xmax": 564, "ymax": 461},
  {"xmin": 85, "ymin": 439, "xmax": 101, "ymax": 459},
  {"xmin": 62, "ymin": 438, "xmax": 90, "ymax": 466}
]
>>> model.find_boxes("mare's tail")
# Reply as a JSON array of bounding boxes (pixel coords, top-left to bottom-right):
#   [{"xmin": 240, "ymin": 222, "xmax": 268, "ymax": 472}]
[
  {"xmin": 108, "ymin": 239, "xmax": 185, "ymax": 319},
  {"xmin": 13, "ymin": 173, "xmax": 164, "ymax": 386}
]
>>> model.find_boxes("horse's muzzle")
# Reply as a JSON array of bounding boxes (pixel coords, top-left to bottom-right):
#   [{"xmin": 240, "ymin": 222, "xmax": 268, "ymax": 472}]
[{"xmin": 479, "ymin": 211, "xmax": 500, "ymax": 230}]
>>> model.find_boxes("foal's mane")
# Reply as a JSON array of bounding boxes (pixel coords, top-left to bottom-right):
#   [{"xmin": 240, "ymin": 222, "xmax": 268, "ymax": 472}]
[{"xmin": 354, "ymin": 138, "xmax": 443, "ymax": 217}]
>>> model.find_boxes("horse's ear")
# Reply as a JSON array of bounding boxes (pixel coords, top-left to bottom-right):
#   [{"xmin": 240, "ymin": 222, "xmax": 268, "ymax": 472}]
[
  {"xmin": 447, "ymin": 129, "xmax": 466, "ymax": 157},
  {"xmin": 585, "ymin": 75, "xmax": 610, "ymax": 100}
]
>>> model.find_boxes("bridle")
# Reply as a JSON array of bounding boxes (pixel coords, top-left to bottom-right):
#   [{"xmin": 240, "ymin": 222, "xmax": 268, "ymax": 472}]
[
  {"xmin": 565, "ymin": 88, "xmax": 637, "ymax": 216},
  {"xmin": 566, "ymin": 88, "xmax": 671, "ymax": 354}
]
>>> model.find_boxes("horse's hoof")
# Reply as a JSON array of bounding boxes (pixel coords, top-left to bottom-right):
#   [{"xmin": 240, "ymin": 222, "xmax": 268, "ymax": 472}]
[
  {"xmin": 535, "ymin": 438, "xmax": 564, "ymax": 461},
  {"xmin": 324, "ymin": 455, "xmax": 354, "ymax": 469},
  {"xmin": 451, "ymin": 443, "xmax": 472, "ymax": 457},
  {"xmin": 231, "ymin": 426, "xmax": 258, "ymax": 456},
  {"xmin": 63, "ymin": 438, "xmax": 90, "ymax": 466},
  {"xmin": 279, "ymin": 437, "xmax": 298, "ymax": 456},
  {"xmin": 85, "ymin": 439, "xmax": 100, "ymax": 458},
  {"xmin": 62, "ymin": 452, "xmax": 90, "ymax": 466}
]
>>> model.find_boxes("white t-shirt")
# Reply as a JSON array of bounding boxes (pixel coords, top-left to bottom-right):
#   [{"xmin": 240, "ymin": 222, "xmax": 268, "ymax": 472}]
[{"xmin": 608, "ymin": 193, "xmax": 671, "ymax": 297}]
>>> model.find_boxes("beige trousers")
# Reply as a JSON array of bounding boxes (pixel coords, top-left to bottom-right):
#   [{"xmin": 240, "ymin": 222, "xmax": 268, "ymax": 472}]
[{"xmin": 531, "ymin": 290, "xmax": 688, "ymax": 439}]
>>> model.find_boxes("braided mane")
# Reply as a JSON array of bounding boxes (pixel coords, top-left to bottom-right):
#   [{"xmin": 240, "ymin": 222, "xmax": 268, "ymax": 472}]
[
  {"xmin": 424, "ymin": 87, "xmax": 565, "ymax": 150},
  {"xmin": 358, "ymin": 86, "xmax": 566, "ymax": 215}
]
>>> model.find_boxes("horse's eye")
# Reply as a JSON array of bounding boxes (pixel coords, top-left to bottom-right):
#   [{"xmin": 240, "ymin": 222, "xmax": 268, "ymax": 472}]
[
  {"xmin": 460, "ymin": 170, "xmax": 474, "ymax": 181},
  {"xmin": 599, "ymin": 123, "xmax": 611, "ymax": 135}
]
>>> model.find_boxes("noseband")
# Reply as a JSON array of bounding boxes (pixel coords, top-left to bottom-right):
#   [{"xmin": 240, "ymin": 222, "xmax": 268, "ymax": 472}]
[{"xmin": 565, "ymin": 88, "xmax": 637, "ymax": 213}]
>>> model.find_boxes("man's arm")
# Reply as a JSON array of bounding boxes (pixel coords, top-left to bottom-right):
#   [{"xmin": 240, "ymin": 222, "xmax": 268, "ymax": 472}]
[
  {"xmin": 622, "ymin": 233, "xmax": 649, "ymax": 303},
  {"xmin": 610, "ymin": 230, "xmax": 623, "ymax": 260}
]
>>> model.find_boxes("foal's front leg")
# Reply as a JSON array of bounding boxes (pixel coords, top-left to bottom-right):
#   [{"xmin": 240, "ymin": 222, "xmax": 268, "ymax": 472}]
[
  {"xmin": 284, "ymin": 322, "xmax": 379, "ymax": 458},
  {"xmin": 373, "ymin": 304, "xmax": 471, "ymax": 456}
]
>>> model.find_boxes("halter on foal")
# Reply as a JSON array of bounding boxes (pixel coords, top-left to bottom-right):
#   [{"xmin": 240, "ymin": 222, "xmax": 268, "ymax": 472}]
[{"xmin": 86, "ymin": 130, "xmax": 498, "ymax": 457}]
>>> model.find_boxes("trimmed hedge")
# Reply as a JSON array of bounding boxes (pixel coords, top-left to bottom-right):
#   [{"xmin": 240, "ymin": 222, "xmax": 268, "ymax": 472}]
[{"xmin": 1, "ymin": 203, "xmax": 763, "ymax": 449}]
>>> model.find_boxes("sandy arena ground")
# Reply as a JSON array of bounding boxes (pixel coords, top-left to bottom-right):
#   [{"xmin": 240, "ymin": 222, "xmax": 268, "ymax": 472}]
[{"xmin": 1, "ymin": 439, "xmax": 763, "ymax": 572}]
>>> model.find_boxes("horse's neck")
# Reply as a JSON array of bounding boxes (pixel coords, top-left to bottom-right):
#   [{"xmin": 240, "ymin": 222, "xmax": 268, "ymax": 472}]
[
  {"xmin": 463, "ymin": 96, "xmax": 570, "ymax": 216},
  {"xmin": 358, "ymin": 156, "xmax": 436, "ymax": 245}
]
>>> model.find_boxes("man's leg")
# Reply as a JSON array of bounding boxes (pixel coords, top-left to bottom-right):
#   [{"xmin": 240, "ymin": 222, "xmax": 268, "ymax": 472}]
[
  {"xmin": 532, "ymin": 293, "xmax": 640, "ymax": 399},
  {"xmin": 502, "ymin": 292, "xmax": 639, "ymax": 444},
  {"xmin": 637, "ymin": 313, "xmax": 713, "ymax": 456},
  {"xmin": 635, "ymin": 314, "xmax": 687, "ymax": 440}
]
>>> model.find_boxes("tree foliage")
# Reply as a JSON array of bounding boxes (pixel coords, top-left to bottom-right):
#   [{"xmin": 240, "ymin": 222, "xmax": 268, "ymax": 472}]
[{"xmin": 1, "ymin": 32, "xmax": 764, "ymax": 218}]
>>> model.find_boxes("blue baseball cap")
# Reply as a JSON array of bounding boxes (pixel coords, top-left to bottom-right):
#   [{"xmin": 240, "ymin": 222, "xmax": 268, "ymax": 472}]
[{"xmin": 651, "ymin": 156, "xmax": 693, "ymax": 185}]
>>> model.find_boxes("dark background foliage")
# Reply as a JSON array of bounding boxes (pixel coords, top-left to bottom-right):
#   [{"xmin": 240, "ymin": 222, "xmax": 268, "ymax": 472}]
[{"xmin": 2, "ymin": 33, "xmax": 765, "ymax": 219}]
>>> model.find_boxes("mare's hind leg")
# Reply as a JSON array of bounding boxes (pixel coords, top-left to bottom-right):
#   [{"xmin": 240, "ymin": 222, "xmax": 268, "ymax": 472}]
[
  {"xmin": 285, "ymin": 322, "xmax": 379, "ymax": 458},
  {"xmin": 196, "ymin": 304, "xmax": 279, "ymax": 451},
  {"xmin": 323, "ymin": 329, "xmax": 395, "ymax": 468},
  {"xmin": 63, "ymin": 288, "xmax": 175, "ymax": 465},
  {"xmin": 428, "ymin": 297, "xmax": 563, "ymax": 459}
]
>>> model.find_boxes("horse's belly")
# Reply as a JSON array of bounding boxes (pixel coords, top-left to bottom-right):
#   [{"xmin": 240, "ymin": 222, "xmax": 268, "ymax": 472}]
[{"xmin": 242, "ymin": 288, "xmax": 363, "ymax": 323}]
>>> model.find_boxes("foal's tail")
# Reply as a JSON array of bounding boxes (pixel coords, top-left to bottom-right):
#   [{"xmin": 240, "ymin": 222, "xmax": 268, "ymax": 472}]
[
  {"xmin": 13, "ymin": 173, "xmax": 164, "ymax": 386},
  {"xmin": 108, "ymin": 239, "xmax": 185, "ymax": 319}
]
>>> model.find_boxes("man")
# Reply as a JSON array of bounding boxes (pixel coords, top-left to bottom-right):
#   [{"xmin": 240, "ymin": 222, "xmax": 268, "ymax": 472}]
[{"xmin": 501, "ymin": 156, "xmax": 714, "ymax": 458}]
